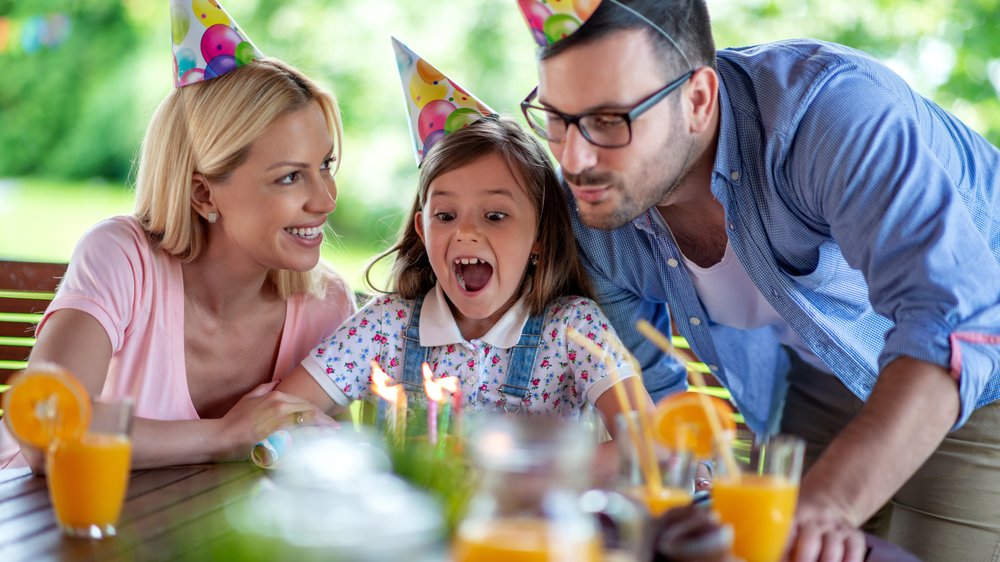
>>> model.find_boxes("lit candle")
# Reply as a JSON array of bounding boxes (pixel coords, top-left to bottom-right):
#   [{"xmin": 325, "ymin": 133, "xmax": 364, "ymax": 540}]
[
  {"xmin": 395, "ymin": 384, "xmax": 407, "ymax": 446},
  {"xmin": 422, "ymin": 363, "xmax": 440, "ymax": 446},
  {"xmin": 452, "ymin": 386, "xmax": 463, "ymax": 442},
  {"xmin": 437, "ymin": 376, "xmax": 459, "ymax": 454},
  {"xmin": 370, "ymin": 360, "xmax": 406, "ymax": 447}
]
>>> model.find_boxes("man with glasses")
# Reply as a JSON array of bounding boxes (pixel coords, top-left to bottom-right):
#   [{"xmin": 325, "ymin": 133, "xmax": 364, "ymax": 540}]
[{"xmin": 518, "ymin": 1, "xmax": 1000, "ymax": 561}]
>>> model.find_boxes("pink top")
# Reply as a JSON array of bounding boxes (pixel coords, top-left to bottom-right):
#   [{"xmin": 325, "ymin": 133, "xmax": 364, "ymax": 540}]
[{"xmin": 1, "ymin": 216, "xmax": 355, "ymax": 468}]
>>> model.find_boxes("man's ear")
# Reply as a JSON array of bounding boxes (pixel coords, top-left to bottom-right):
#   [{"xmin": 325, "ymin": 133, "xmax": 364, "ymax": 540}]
[
  {"xmin": 190, "ymin": 172, "xmax": 216, "ymax": 221},
  {"xmin": 686, "ymin": 66, "xmax": 719, "ymax": 135}
]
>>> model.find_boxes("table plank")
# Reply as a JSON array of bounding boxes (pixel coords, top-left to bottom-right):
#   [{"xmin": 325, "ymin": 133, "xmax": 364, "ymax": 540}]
[{"xmin": 0, "ymin": 463, "xmax": 262, "ymax": 562}]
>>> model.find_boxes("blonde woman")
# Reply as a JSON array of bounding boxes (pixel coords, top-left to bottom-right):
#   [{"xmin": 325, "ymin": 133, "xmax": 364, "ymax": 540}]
[{"xmin": 1, "ymin": 56, "xmax": 356, "ymax": 470}]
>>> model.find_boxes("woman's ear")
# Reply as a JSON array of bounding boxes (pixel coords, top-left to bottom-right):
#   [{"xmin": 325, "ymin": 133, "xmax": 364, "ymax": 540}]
[{"xmin": 190, "ymin": 172, "xmax": 216, "ymax": 221}]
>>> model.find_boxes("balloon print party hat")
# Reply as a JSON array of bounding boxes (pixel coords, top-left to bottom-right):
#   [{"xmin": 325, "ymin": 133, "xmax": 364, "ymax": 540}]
[
  {"xmin": 170, "ymin": 0, "xmax": 263, "ymax": 88},
  {"xmin": 516, "ymin": 0, "xmax": 602, "ymax": 47},
  {"xmin": 392, "ymin": 37, "xmax": 497, "ymax": 165}
]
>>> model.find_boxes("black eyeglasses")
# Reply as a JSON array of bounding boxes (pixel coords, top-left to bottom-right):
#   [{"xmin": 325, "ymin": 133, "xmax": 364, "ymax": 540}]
[{"xmin": 520, "ymin": 70, "xmax": 694, "ymax": 148}]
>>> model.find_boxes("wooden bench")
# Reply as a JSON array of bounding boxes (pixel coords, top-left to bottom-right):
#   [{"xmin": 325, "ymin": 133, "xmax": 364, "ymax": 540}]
[{"xmin": 0, "ymin": 260, "xmax": 67, "ymax": 385}]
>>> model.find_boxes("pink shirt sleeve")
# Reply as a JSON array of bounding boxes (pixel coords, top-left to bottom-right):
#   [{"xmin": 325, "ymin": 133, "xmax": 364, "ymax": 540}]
[{"xmin": 37, "ymin": 217, "xmax": 152, "ymax": 353}]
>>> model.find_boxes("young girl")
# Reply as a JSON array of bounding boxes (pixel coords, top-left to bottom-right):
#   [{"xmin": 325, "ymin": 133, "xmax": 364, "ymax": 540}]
[
  {"xmin": 277, "ymin": 116, "xmax": 643, "ymax": 434},
  {"xmin": 1, "ymin": 1, "xmax": 354, "ymax": 470}
]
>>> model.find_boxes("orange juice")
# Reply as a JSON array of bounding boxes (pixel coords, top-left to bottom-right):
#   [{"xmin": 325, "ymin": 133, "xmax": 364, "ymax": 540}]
[
  {"xmin": 453, "ymin": 518, "xmax": 602, "ymax": 562},
  {"xmin": 47, "ymin": 433, "xmax": 132, "ymax": 531},
  {"xmin": 627, "ymin": 485, "xmax": 691, "ymax": 516},
  {"xmin": 712, "ymin": 474, "xmax": 798, "ymax": 562}
]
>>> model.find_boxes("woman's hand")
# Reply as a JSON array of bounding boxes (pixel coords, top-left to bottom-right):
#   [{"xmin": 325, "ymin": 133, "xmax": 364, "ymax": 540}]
[{"xmin": 215, "ymin": 380, "xmax": 339, "ymax": 462}]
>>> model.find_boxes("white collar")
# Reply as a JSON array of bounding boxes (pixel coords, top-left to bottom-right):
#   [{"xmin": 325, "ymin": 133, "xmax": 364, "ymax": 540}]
[{"xmin": 419, "ymin": 283, "xmax": 532, "ymax": 348}]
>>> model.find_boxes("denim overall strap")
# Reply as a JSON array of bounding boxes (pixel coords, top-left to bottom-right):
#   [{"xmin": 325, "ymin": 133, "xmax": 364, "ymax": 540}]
[
  {"xmin": 400, "ymin": 294, "xmax": 430, "ymax": 390},
  {"xmin": 497, "ymin": 311, "xmax": 545, "ymax": 413},
  {"xmin": 376, "ymin": 295, "xmax": 429, "ymax": 427}
]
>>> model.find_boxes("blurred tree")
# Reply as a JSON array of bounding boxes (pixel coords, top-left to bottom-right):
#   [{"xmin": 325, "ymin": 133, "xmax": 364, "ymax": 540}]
[
  {"xmin": 1, "ymin": 0, "xmax": 997, "ymax": 254},
  {"xmin": 0, "ymin": 1, "xmax": 138, "ymax": 179}
]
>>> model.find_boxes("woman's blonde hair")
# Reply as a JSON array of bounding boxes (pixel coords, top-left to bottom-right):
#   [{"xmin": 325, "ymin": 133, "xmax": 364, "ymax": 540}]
[
  {"xmin": 366, "ymin": 116, "xmax": 594, "ymax": 315},
  {"xmin": 133, "ymin": 58, "xmax": 342, "ymax": 298}
]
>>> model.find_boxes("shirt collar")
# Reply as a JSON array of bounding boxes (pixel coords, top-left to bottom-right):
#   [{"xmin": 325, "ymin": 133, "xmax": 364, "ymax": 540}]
[
  {"xmin": 419, "ymin": 283, "xmax": 532, "ymax": 348},
  {"xmin": 711, "ymin": 74, "xmax": 743, "ymax": 192}
]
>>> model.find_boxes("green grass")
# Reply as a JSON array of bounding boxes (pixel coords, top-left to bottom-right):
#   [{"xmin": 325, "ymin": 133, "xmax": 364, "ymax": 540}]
[{"xmin": 0, "ymin": 177, "xmax": 388, "ymax": 289}]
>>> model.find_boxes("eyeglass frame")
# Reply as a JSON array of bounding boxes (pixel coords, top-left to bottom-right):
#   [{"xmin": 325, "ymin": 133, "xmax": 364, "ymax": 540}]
[{"xmin": 520, "ymin": 69, "xmax": 696, "ymax": 148}]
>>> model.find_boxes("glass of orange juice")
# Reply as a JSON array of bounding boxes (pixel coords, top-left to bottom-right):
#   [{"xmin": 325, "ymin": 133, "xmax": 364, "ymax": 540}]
[
  {"xmin": 453, "ymin": 414, "xmax": 643, "ymax": 562},
  {"xmin": 46, "ymin": 398, "xmax": 133, "ymax": 539},
  {"xmin": 711, "ymin": 433, "xmax": 804, "ymax": 562},
  {"xmin": 615, "ymin": 411, "xmax": 697, "ymax": 517}
]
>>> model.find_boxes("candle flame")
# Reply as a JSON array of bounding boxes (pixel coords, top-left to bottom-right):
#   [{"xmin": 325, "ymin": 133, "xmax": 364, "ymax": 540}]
[
  {"xmin": 422, "ymin": 363, "xmax": 445, "ymax": 403},
  {"xmin": 438, "ymin": 376, "xmax": 459, "ymax": 394},
  {"xmin": 371, "ymin": 360, "xmax": 401, "ymax": 403}
]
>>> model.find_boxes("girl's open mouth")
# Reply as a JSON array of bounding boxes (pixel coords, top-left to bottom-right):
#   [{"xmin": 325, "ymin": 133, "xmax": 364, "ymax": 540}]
[{"xmin": 454, "ymin": 257, "xmax": 493, "ymax": 293}]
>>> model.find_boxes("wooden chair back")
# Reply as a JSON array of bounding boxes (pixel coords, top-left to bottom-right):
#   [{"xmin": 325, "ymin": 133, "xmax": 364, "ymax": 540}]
[{"xmin": 0, "ymin": 260, "xmax": 67, "ymax": 384}]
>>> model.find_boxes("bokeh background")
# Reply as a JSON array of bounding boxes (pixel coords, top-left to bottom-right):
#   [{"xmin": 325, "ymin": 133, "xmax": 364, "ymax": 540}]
[{"xmin": 1, "ymin": 0, "xmax": 998, "ymax": 289}]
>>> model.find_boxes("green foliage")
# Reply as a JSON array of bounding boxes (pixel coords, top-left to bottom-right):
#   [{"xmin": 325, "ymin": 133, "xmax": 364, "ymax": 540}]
[
  {"xmin": 1, "ymin": 0, "xmax": 998, "ymax": 259},
  {"xmin": 0, "ymin": 2, "xmax": 139, "ymax": 178},
  {"xmin": 389, "ymin": 432, "xmax": 473, "ymax": 536}
]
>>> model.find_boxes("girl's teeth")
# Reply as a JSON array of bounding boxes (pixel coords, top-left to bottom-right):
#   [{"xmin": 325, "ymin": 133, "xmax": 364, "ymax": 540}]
[{"xmin": 455, "ymin": 258, "xmax": 481, "ymax": 265}]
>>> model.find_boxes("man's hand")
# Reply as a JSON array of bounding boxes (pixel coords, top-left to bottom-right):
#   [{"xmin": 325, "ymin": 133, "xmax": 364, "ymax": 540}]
[
  {"xmin": 786, "ymin": 495, "xmax": 866, "ymax": 562},
  {"xmin": 785, "ymin": 357, "xmax": 958, "ymax": 560}
]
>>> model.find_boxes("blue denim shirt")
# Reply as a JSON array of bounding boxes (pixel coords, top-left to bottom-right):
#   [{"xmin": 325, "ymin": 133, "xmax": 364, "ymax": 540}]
[{"xmin": 569, "ymin": 39, "xmax": 1000, "ymax": 433}]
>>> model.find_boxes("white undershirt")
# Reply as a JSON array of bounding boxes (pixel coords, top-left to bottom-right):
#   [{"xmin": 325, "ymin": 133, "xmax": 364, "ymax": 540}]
[{"xmin": 680, "ymin": 242, "xmax": 832, "ymax": 374}]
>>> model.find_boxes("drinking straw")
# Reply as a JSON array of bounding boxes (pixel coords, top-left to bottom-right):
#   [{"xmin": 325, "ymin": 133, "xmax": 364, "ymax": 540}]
[
  {"xmin": 566, "ymin": 327, "xmax": 663, "ymax": 496},
  {"xmin": 603, "ymin": 335, "xmax": 668, "ymax": 483},
  {"xmin": 635, "ymin": 320, "xmax": 741, "ymax": 481}
]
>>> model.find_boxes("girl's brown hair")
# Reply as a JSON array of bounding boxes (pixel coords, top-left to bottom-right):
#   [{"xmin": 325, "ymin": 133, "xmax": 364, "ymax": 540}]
[{"xmin": 366, "ymin": 115, "xmax": 594, "ymax": 314}]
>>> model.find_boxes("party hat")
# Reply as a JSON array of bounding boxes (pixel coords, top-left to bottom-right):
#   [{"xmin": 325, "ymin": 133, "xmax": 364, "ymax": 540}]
[
  {"xmin": 170, "ymin": 0, "xmax": 263, "ymax": 88},
  {"xmin": 392, "ymin": 37, "xmax": 496, "ymax": 165},
  {"xmin": 517, "ymin": 0, "xmax": 602, "ymax": 47}
]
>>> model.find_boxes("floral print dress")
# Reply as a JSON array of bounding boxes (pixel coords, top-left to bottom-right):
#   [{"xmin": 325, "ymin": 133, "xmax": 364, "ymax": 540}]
[{"xmin": 301, "ymin": 285, "xmax": 636, "ymax": 417}]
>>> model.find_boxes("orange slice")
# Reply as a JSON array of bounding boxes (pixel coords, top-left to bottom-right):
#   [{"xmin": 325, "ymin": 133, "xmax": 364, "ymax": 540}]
[
  {"xmin": 652, "ymin": 391, "xmax": 735, "ymax": 458},
  {"xmin": 2, "ymin": 365, "xmax": 91, "ymax": 449}
]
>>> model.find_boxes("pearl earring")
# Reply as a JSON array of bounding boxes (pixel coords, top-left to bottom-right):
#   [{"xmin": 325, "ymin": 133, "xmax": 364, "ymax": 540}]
[{"xmin": 207, "ymin": 211, "xmax": 218, "ymax": 224}]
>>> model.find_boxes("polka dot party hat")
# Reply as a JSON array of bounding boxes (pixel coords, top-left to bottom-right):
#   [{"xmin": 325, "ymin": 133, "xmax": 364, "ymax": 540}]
[
  {"xmin": 170, "ymin": 0, "xmax": 263, "ymax": 88},
  {"xmin": 392, "ymin": 37, "xmax": 496, "ymax": 166},
  {"xmin": 516, "ymin": 0, "xmax": 602, "ymax": 47}
]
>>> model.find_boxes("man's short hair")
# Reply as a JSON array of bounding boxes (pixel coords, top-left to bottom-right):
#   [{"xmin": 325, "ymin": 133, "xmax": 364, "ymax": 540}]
[{"xmin": 539, "ymin": 0, "xmax": 716, "ymax": 77}]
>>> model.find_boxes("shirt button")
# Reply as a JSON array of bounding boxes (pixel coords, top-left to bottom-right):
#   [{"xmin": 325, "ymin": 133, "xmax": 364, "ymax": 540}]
[
  {"xmin": 709, "ymin": 364, "xmax": 719, "ymax": 371},
  {"xmin": 728, "ymin": 222, "xmax": 735, "ymax": 231},
  {"xmin": 667, "ymin": 258, "xmax": 679, "ymax": 268},
  {"xmin": 689, "ymin": 317, "xmax": 702, "ymax": 326},
  {"xmin": 731, "ymin": 170, "xmax": 740, "ymax": 181}
]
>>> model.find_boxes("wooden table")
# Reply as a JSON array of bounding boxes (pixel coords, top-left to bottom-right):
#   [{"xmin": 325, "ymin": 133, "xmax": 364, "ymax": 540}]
[
  {"xmin": 0, "ymin": 463, "xmax": 262, "ymax": 562},
  {"xmin": 0, "ymin": 463, "xmax": 919, "ymax": 562}
]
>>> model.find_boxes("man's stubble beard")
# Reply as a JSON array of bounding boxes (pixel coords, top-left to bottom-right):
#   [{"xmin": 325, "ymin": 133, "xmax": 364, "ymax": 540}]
[{"xmin": 573, "ymin": 136, "xmax": 698, "ymax": 231}]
